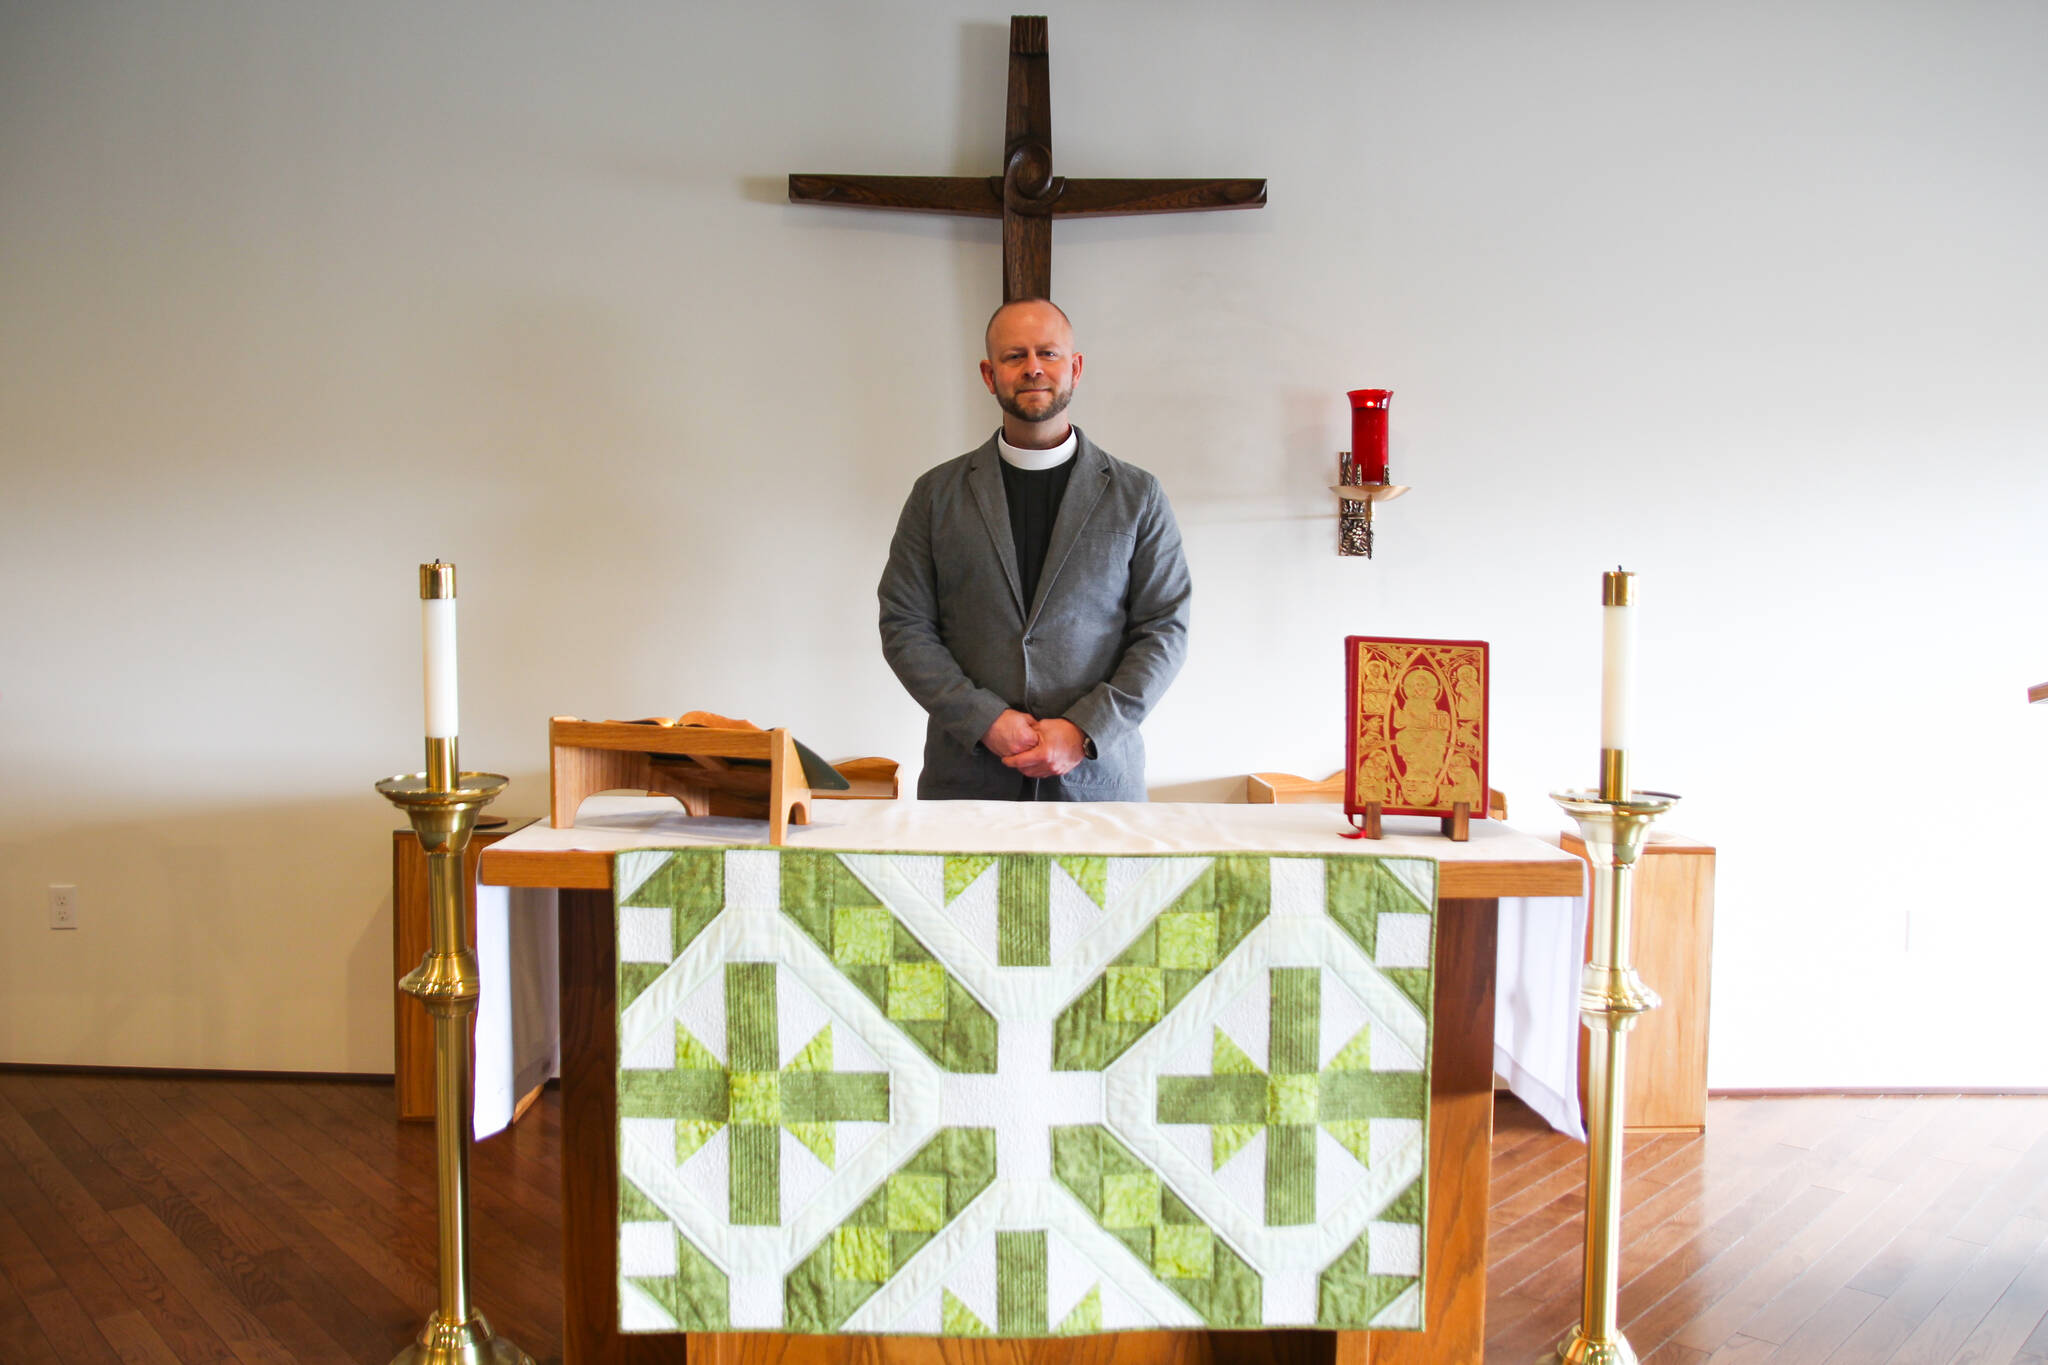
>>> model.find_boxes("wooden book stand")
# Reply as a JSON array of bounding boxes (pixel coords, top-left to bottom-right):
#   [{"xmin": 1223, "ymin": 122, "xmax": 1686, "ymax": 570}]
[
  {"xmin": 548, "ymin": 716, "xmax": 898, "ymax": 846},
  {"xmin": 1247, "ymin": 769, "xmax": 1506, "ymax": 843}
]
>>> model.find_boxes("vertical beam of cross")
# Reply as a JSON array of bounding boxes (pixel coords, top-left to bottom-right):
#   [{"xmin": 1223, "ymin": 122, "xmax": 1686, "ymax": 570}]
[
  {"xmin": 999, "ymin": 16, "xmax": 1056, "ymax": 304},
  {"xmin": 789, "ymin": 15, "xmax": 1266, "ymax": 302}
]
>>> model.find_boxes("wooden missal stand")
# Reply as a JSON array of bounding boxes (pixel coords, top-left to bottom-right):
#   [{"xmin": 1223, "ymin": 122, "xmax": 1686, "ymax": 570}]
[
  {"xmin": 548, "ymin": 716, "xmax": 899, "ymax": 845},
  {"xmin": 1249, "ymin": 770, "xmax": 1506, "ymax": 844},
  {"xmin": 1352, "ymin": 798, "xmax": 1472, "ymax": 841}
]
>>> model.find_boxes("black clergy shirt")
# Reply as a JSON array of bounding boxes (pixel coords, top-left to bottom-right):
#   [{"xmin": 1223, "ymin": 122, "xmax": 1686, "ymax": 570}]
[{"xmin": 999, "ymin": 454, "xmax": 1075, "ymax": 613}]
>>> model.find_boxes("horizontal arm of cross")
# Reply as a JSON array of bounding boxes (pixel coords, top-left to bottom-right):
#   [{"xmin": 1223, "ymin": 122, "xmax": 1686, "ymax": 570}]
[
  {"xmin": 1052, "ymin": 177, "xmax": 1268, "ymax": 218},
  {"xmin": 788, "ymin": 174, "xmax": 1002, "ymax": 218},
  {"xmin": 787, "ymin": 173, "xmax": 1266, "ymax": 222}
]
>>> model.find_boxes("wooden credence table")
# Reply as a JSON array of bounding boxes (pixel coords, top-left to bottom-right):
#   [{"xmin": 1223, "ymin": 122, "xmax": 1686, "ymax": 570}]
[{"xmin": 480, "ymin": 798, "xmax": 1584, "ymax": 1365}]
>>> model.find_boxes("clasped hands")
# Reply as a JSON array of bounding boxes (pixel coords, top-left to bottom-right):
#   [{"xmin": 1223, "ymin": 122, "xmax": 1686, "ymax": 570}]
[{"xmin": 982, "ymin": 708, "xmax": 1087, "ymax": 779}]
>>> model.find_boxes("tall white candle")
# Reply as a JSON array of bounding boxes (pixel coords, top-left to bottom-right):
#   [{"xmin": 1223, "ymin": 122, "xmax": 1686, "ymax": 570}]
[
  {"xmin": 1600, "ymin": 569, "xmax": 1633, "ymax": 751},
  {"xmin": 421, "ymin": 563, "xmax": 458, "ymax": 739}
]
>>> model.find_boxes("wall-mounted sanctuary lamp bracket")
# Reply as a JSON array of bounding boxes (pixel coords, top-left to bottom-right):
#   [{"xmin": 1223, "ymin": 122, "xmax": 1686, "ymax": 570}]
[{"xmin": 1332, "ymin": 389, "xmax": 1406, "ymax": 558}]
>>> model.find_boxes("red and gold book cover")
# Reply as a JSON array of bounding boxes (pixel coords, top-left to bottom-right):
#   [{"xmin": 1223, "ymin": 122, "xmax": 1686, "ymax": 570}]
[{"xmin": 1344, "ymin": 636, "xmax": 1490, "ymax": 818}]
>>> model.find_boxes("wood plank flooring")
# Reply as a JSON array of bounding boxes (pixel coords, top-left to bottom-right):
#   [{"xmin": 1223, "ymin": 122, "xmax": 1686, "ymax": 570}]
[
  {"xmin": 1485, "ymin": 1093, "xmax": 2048, "ymax": 1363},
  {"xmin": 0, "ymin": 1071, "xmax": 2041, "ymax": 1362}
]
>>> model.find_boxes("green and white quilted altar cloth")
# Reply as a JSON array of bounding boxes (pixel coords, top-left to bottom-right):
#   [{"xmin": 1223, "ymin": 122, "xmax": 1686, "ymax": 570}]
[{"xmin": 613, "ymin": 846, "xmax": 1436, "ymax": 1336}]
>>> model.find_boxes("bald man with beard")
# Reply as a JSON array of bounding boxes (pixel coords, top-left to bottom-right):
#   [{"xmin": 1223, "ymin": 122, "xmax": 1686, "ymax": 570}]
[{"xmin": 878, "ymin": 299, "xmax": 1192, "ymax": 801}]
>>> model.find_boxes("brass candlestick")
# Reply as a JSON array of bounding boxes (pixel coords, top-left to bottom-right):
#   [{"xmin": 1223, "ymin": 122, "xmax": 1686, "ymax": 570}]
[
  {"xmin": 1544, "ymin": 786, "xmax": 1677, "ymax": 1365},
  {"xmin": 376, "ymin": 564, "xmax": 530, "ymax": 1365}
]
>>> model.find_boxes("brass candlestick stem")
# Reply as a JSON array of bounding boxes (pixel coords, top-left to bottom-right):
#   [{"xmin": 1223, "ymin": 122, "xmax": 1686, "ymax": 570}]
[
  {"xmin": 1544, "ymin": 786, "xmax": 1678, "ymax": 1365},
  {"xmin": 376, "ymin": 737, "xmax": 530, "ymax": 1365}
]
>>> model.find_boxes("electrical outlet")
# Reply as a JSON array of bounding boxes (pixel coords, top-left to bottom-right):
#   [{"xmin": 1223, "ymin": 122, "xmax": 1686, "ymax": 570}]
[{"xmin": 48, "ymin": 884, "xmax": 78, "ymax": 930}]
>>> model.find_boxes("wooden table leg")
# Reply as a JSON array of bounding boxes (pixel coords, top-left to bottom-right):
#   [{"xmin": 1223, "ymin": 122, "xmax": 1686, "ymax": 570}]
[
  {"xmin": 561, "ymin": 888, "xmax": 687, "ymax": 1364},
  {"xmin": 1357, "ymin": 895, "xmax": 1498, "ymax": 1364}
]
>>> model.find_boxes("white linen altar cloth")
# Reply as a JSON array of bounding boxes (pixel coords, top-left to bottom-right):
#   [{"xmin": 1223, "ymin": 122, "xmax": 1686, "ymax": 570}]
[
  {"xmin": 471, "ymin": 797, "xmax": 1585, "ymax": 1140},
  {"xmin": 472, "ymin": 882, "xmax": 560, "ymax": 1139}
]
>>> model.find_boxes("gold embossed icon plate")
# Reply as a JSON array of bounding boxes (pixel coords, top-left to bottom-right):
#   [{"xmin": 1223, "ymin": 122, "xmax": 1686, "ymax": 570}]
[{"xmin": 1344, "ymin": 636, "xmax": 1490, "ymax": 819}]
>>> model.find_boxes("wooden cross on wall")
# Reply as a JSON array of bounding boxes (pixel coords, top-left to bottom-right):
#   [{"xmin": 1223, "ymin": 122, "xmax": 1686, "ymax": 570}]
[{"xmin": 789, "ymin": 15, "xmax": 1266, "ymax": 302}]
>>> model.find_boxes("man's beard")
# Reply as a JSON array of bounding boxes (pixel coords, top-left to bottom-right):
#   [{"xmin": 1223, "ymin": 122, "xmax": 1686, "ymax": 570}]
[{"xmin": 998, "ymin": 382, "xmax": 1073, "ymax": 426}]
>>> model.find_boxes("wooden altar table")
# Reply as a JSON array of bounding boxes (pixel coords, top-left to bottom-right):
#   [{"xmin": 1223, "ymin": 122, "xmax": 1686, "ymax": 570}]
[{"xmin": 480, "ymin": 799, "xmax": 1584, "ymax": 1364}]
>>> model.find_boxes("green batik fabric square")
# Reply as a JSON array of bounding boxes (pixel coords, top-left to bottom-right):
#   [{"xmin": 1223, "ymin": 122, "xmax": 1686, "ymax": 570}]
[
  {"xmin": 833, "ymin": 905, "xmax": 893, "ymax": 964},
  {"xmin": 833, "ymin": 1226, "xmax": 891, "ymax": 1282},
  {"xmin": 1267, "ymin": 1073, "xmax": 1318, "ymax": 1125},
  {"xmin": 886, "ymin": 1173, "xmax": 946, "ymax": 1232},
  {"xmin": 729, "ymin": 1071, "xmax": 779, "ymax": 1125},
  {"xmin": 1104, "ymin": 965, "xmax": 1164, "ymax": 1022},
  {"xmin": 1153, "ymin": 1224, "xmax": 1213, "ymax": 1280},
  {"xmin": 1157, "ymin": 911, "xmax": 1218, "ymax": 970},
  {"xmin": 1101, "ymin": 1171, "xmax": 1161, "ymax": 1228},
  {"xmin": 888, "ymin": 962, "xmax": 947, "ymax": 1020}
]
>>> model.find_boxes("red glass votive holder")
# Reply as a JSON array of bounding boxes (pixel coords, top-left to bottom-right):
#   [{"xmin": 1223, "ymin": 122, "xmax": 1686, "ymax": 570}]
[{"xmin": 1347, "ymin": 389, "xmax": 1392, "ymax": 484}]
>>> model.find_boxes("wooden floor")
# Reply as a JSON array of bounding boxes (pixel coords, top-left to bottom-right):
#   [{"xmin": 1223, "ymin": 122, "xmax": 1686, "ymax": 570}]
[{"xmin": 0, "ymin": 1072, "xmax": 2043, "ymax": 1363}]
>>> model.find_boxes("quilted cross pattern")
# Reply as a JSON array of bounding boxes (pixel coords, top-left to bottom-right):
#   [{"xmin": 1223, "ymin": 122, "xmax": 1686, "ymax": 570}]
[{"xmin": 614, "ymin": 846, "xmax": 1436, "ymax": 1335}]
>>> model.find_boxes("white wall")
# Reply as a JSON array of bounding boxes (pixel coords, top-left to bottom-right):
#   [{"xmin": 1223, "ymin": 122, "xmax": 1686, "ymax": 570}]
[{"xmin": 2, "ymin": 0, "xmax": 2043, "ymax": 1085}]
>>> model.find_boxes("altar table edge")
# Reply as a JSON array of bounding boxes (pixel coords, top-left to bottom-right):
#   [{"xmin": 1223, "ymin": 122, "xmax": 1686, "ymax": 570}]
[{"xmin": 477, "ymin": 798, "xmax": 1585, "ymax": 900}]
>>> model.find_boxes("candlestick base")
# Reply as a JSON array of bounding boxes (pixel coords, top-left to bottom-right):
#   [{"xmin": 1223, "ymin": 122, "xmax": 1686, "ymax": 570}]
[
  {"xmin": 390, "ymin": 1308, "xmax": 535, "ymax": 1365},
  {"xmin": 1543, "ymin": 1322, "xmax": 1640, "ymax": 1365}
]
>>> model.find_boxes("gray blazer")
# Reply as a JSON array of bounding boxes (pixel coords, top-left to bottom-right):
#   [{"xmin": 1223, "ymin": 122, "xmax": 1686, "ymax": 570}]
[{"xmin": 878, "ymin": 428, "xmax": 1192, "ymax": 801}]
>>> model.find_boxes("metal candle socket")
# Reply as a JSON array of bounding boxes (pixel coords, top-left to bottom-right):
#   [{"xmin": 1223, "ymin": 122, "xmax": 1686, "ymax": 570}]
[
  {"xmin": 1544, "ymin": 787, "xmax": 1679, "ymax": 1365},
  {"xmin": 376, "ymin": 737, "xmax": 531, "ymax": 1365}
]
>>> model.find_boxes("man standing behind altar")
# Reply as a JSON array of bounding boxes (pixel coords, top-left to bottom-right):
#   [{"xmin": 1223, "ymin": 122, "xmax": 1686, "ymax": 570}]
[{"xmin": 879, "ymin": 299, "xmax": 1192, "ymax": 801}]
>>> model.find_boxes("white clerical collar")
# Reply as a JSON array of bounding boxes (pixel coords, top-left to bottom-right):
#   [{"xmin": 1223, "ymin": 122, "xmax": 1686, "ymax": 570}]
[{"xmin": 996, "ymin": 428, "xmax": 1077, "ymax": 471}]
